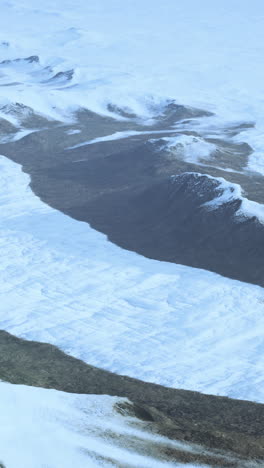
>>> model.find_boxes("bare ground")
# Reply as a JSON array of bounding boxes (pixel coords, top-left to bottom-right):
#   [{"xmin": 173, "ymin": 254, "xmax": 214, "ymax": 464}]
[{"xmin": 0, "ymin": 330, "xmax": 263, "ymax": 467}]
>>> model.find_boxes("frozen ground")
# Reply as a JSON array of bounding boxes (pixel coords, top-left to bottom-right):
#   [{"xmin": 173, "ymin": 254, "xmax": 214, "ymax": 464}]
[
  {"xmin": 1, "ymin": 155, "xmax": 264, "ymax": 403},
  {"xmin": 1, "ymin": 381, "xmax": 210, "ymax": 468}
]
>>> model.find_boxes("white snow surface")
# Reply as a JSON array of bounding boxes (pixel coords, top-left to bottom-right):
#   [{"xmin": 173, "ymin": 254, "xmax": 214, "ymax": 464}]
[
  {"xmin": 0, "ymin": 381, "xmax": 205, "ymax": 468},
  {"xmin": 0, "ymin": 1, "xmax": 264, "ymax": 172},
  {"xmin": 158, "ymin": 134, "xmax": 217, "ymax": 164},
  {"xmin": 1, "ymin": 155, "xmax": 264, "ymax": 403}
]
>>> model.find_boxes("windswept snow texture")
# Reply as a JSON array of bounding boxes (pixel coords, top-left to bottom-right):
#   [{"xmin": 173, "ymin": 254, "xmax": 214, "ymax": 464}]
[
  {"xmin": 1, "ymin": 155, "xmax": 264, "ymax": 403},
  {"xmin": 0, "ymin": 1, "xmax": 264, "ymax": 172},
  {"xmin": 0, "ymin": 382, "xmax": 203, "ymax": 468}
]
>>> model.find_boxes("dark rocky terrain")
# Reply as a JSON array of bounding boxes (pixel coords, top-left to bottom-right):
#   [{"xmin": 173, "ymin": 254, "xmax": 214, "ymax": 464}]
[{"xmin": 1, "ymin": 103, "xmax": 264, "ymax": 287}]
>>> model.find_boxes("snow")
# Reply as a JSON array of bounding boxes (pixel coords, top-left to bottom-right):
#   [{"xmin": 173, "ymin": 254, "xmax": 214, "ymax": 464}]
[
  {"xmin": 66, "ymin": 128, "xmax": 81, "ymax": 135},
  {"xmin": 1, "ymin": 155, "xmax": 264, "ymax": 403},
  {"xmin": 156, "ymin": 134, "xmax": 217, "ymax": 164},
  {"xmin": 0, "ymin": 1, "xmax": 264, "ymax": 172},
  {"xmin": 67, "ymin": 129, "xmax": 178, "ymax": 149},
  {"xmin": 187, "ymin": 172, "xmax": 264, "ymax": 224},
  {"xmin": 0, "ymin": 128, "xmax": 36, "ymax": 144},
  {"xmin": 0, "ymin": 381, "xmax": 205, "ymax": 468}
]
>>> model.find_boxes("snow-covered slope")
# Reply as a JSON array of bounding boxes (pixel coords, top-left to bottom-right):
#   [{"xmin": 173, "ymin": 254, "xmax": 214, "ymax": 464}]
[
  {"xmin": 0, "ymin": 155, "xmax": 264, "ymax": 403},
  {"xmin": 1, "ymin": 381, "xmax": 208, "ymax": 468},
  {"xmin": 0, "ymin": 0, "xmax": 264, "ymax": 173}
]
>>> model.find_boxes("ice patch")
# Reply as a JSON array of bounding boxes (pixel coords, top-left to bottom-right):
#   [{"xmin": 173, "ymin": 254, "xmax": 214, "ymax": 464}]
[
  {"xmin": 157, "ymin": 134, "xmax": 217, "ymax": 164},
  {"xmin": 66, "ymin": 128, "xmax": 81, "ymax": 135},
  {"xmin": 67, "ymin": 129, "xmax": 178, "ymax": 149}
]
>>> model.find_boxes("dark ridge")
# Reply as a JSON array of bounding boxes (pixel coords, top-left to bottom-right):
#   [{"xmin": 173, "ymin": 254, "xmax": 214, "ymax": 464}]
[
  {"xmin": 0, "ymin": 104, "xmax": 60, "ymax": 129},
  {"xmin": 156, "ymin": 101, "xmax": 214, "ymax": 126},
  {"xmin": 0, "ymin": 102, "xmax": 31, "ymax": 114},
  {"xmin": 106, "ymin": 100, "xmax": 213, "ymax": 123},
  {"xmin": 44, "ymin": 69, "xmax": 74, "ymax": 83},
  {"xmin": 0, "ymin": 329, "xmax": 264, "ymax": 465},
  {"xmin": 0, "ymin": 81, "xmax": 21, "ymax": 87},
  {"xmin": 222, "ymin": 121, "xmax": 255, "ymax": 137},
  {"xmin": 24, "ymin": 55, "xmax": 39, "ymax": 63},
  {"xmin": 0, "ymin": 55, "xmax": 39, "ymax": 65},
  {"xmin": 107, "ymin": 103, "xmax": 138, "ymax": 119}
]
